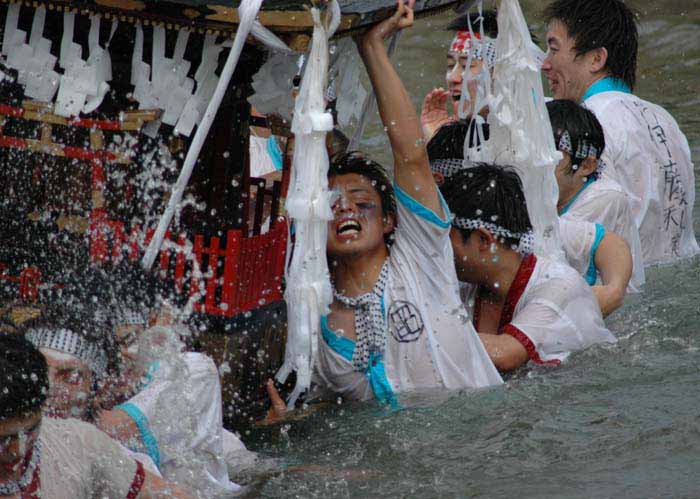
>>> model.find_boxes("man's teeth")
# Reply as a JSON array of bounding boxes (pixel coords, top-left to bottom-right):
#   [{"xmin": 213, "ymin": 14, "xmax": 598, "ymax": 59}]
[{"xmin": 338, "ymin": 220, "xmax": 361, "ymax": 234}]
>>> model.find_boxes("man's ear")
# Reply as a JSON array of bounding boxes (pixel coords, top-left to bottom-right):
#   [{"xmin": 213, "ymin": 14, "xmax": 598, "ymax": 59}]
[
  {"xmin": 589, "ymin": 47, "xmax": 608, "ymax": 74},
  {"xmin": 383, "ymin": 212, "xmax": 396, "ymax": 234},
  {"xmin": 578, "ymin": 156, "xmax": 599, "ymax": 178},
  {"xmin": 474, "ymin": 228, "xmax": 495, "ymax": 251}
]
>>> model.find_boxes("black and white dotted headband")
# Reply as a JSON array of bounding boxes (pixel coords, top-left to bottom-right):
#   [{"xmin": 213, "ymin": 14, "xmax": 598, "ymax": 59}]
[{"xmin": 26, "ymin": 327, "xmax": 108, "ymax": 377}]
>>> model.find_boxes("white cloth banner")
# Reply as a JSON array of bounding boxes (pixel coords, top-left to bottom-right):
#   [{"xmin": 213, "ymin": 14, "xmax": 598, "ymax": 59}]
[{"xmin": 276, "ymin": 1, "xmax": 341, "ymax": 408}]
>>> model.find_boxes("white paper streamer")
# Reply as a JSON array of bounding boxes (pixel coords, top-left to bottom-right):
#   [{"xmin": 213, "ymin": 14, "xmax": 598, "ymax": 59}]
[
  {"xmin": 465, "ymin": 0, "xmax": 564, "ymax": 260},
  {"xmin": 275, "ymin": 1, "xmax": 340, "ymax": 408},
  {"xmin": 142, "ymin": 0, "xmax": 264, "ymax": 270}
]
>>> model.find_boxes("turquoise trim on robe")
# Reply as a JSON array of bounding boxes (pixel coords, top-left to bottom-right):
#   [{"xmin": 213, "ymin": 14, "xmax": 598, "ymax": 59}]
[
  {"xmin": 559, "ymin": 177, "xmax": 597, "ymax": 216},
  {"xmin": 267, "ymin": 136, "xmax": 283, "ymax": 171},
  {"xmin": 116, "ymin": 402, "xmax": 161, "ymax": 468},
  {"xmin": 394, "ymin": 183, "xmax": 451, "ymax": 229},
  {"xmin": 585, "ymin": 223, "xmax": 606, "ymax": 285},
  {"xmin": 582, "ymin": 77, "xmax": 632, "ymax": 102},
  {"xmin": 320, "ymin": 316, "xmax": 397, "ymax": 407}
]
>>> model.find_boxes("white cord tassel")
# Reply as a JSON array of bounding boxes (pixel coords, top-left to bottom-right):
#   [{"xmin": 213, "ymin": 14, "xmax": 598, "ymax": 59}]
[
  {"xmin": 276, "ymin": 1, "xmax": 340, "ymax": 408},
  {"xmin": 465, "ymin": 0, "xmax": 564, "ymax": 260},
  {"xmin": 142, "ymin": 0, "xmax": 264, "ymax": 270}
]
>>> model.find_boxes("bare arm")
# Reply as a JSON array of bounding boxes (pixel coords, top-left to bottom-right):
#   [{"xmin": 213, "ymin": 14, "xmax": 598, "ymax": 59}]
[
  {"xmin": 357, "ymin": 0, "xmax": 442, "ymax": 214},
  {"xmin": 140, "ymin": 470, "xmax": 193, "ymax": 499},
  {"xmin": 591, "ymin": 231, "xmax": 632, "ymax": 316},
  {"xmin": 95, "ymin": 408, "xmax": 140, "ymax": 443},
  {"xmin": 478, "ymin": 333, "xmax": 529, "ymax": 372}
]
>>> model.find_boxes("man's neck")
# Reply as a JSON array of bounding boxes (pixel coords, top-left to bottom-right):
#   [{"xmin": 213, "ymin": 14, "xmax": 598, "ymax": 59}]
[
  {"xmin": 479, "ymin": 249, "xmax": 523, "ymax": 301},
  {"xmin": 331, "ymin": 247, "xmax": 389, "ymax": 298},
  {"xmin": 578, "ymin": 72, "xmax": 610, "ymax": 102}
]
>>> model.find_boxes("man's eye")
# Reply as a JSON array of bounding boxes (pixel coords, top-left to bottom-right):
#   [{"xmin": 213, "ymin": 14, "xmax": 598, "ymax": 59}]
[
  {"xmin": 357, "ymin": 202, "xmax": 374, "ymax": 209},
  {"xmin": 67, "ymin": 372, "xmax": 83, "ymax": 384}
]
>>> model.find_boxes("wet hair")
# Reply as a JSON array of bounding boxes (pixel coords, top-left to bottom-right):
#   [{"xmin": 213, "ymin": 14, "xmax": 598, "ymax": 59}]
[
  {"xmin": 328, "ymin": 151, "xmax": 397, "ymax": 219},
  {"xmin": 0, "ymin": 333, "xmax": 48, "ymax": 419},
  {"xmin": 442, "ymin": 163, "xmax": 531, "ymax": 247},
  {"xmin": 543, "ymin": 0, "xmax": 638, "ymax": 90},
  {"xmin": 547, "ymin": 99, "xmax": 605, "ymax": 177},
  {"xmin": 447, "ymin": 10, "xmax": 537, "ymax": 43},
  {"xmin": 427, "ymin": 121, "xmax": 470, "ymax": 161},
  {"xmin": 328, "ymin": 151, "xmax": 396, "ymax": 245}
]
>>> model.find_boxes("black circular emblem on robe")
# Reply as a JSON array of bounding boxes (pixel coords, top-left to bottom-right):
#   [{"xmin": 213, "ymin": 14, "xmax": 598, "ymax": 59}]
[{"xmin": 387, "ymin": 300, "xmax": 425, "ymax": 343}]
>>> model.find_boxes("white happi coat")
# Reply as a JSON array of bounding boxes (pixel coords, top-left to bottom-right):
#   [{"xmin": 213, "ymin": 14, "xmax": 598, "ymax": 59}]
[
  {"xmin": 314, "ymin": 186, "xmax": 503, "ymax": 403},
  {"xmin": 461, "ymin": 254, "xmax": 616, "ymax": 365},
  {"xmin": 560, "ymin": 177, "xmax": 645, "ymax": 292},
  {"xmin": 584, "ymin": 90, "xmax": 699, "ymax": 264},
  {"xmin": 25, "ymin": 417, "xmax": 145, "ymax": 499},
  {"xmin": 116, "ymin": 352, "xmax": 240, "ymax": 498}
]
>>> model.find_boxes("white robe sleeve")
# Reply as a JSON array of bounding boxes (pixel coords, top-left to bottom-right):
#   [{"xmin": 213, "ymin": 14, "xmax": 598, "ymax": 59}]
[{"xmin": 506, "ymin": 263, "xmax": 616, "ymax": 364}]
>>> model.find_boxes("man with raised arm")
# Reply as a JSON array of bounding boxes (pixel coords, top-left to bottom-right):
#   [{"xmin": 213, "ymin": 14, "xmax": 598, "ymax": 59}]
[
  {"xmin": 303, "ymin": 0, "xmax": 502, "ymax": 405},
  {"xmin": 542, "ymin": 0, "xmax": 698, "ymax": 264}
]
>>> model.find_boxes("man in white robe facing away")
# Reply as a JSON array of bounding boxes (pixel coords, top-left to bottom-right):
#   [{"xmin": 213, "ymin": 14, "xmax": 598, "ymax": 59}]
[
  {"xmin": 542, "ymin": 0, "xmax": 699, "ymax": 265},
  {"xmin": 546, "ymin": 98, "xmax": 645, "ymax": 294}
]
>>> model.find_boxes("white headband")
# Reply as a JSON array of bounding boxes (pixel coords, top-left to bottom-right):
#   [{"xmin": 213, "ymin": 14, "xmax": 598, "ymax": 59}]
[
  {"xmin": 452, "ymin": 217, "xmax": 534, "ymax": 255},
  {"xmin": 27, "ymin": 327, "xmax": 108, "ymax": 377},
  {"xmin": 558, "ymin": 130, "xmax": 600, "ymax": 162},
  {"xmin": 450, "ymin": 31, "xmax": 497, "ymax": 69}
]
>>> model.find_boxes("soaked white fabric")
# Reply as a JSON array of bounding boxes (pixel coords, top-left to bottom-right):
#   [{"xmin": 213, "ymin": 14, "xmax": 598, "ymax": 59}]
[
  {"xmin": 559, "ymin": 218, "xmax": 602, "ymax": 280},
  {"xmin": 119, "ymin": 352, "xmax": 239, "ymax": 497},
  {"xmin": 36, "ymin": 417, "xmax": 140, "ymax": 499},
  {"xmin": 462, "ymin": 255, "xmax": 616, "ymax": 364},
  {"xmin": 584, "ymin": 91, "xmax": 699, "ymax": 264},
  {"xmin": 313, "ymin": 187, "xmax": 503, "ymax": 401},
  {"xmin": 249, "ymin": 135, "xmax": 279, "ymax": 178},
  {"xmin": 560, "ymin": 178, "xmax": 645, "ymax": 292}
]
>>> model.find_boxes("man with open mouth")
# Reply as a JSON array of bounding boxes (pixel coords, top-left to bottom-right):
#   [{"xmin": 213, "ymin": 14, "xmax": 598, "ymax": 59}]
[{"xmin": 281, "ymin": 0, "xmax": 504, "ymax": 408}]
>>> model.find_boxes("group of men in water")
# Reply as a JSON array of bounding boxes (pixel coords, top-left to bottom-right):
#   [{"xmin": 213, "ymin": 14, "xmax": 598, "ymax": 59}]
[{"xmin": 1, "ymin": 0, "xmax": 697, "ymax": 497}]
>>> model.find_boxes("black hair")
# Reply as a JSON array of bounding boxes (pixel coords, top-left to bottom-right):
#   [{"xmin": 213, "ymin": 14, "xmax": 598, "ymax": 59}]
[
  {"xmin": 328, "ymin": 151, "xmax": 396, "ymax": 245},
  {"xmin": 442, "ymin": 163, "xmax": 531, "ymax": 248},
  {"xmin": 546, "ymin": 99, "xmax": 605, "ymax": 176},
  {"xmin": 543, "ymin": 0, "xmax": 638, "ymax": 90},
  {"xmin": 426, "ymin": 120, "xmax": 491, "ymax": 162},
  {"xmin": 447, "ymin": 9, "xmax": 538, "ymax": 43},
  {"xmin": 328, "ymin": 151, "xmax": 397, "ymax": 218},
  {"xmin": 427, "ymin": 121, "xmax": 469, "ymax": 161},
  {"xmin": 0, "ymin": 333, "xmax": 48, "ymax": 419}
]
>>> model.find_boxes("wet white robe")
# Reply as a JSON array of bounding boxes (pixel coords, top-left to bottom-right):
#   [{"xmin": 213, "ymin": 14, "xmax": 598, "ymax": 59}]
[
  {"xmin": 31, "ymin": 417, "xmax": 144, "ymax": 499},
  {"xmin": 461, "ymin": 254, "xmax": 616, "ymax": 365},
  {"xmin": 314, "ymin": 186, "xmax": 503, "ymax": 403},
  {"xmin": 584, "ymin": 90, "xmax": 699, "ymax": 264},
  {"xmin": 116, "ymin": 352, "xmax": 240, "ymax": 498},
  {"xmin": 560, "ymin": 177, "xmax": 645, "ymax": 292}
]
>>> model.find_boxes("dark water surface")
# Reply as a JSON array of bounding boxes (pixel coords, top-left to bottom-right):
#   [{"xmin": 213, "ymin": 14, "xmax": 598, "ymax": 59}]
[{"xmin": 250, "ymin": 2, "xmax": 700, "ymax": 497}]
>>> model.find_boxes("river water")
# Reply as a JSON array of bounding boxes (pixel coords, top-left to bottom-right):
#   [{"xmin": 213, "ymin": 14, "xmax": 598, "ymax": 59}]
[{"xmin": 249, "ymin": 2, "xmax": 700, "ymax": 497}]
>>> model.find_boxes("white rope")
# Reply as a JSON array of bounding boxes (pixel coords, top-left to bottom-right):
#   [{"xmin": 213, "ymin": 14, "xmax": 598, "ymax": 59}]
[
  {"xmin": 464, "ymin": 0, "xmax": 564, "ymax": 260},
  {"xmin": 276, "ymin": 1, "xmax": 340, "ymax": 408},
  {"xmin": 142, "ymin": 0, "xmax": 264, "ymax": 270}
]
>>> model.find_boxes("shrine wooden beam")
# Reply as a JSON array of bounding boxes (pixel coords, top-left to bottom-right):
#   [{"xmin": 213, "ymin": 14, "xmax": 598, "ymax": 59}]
[{"xmin": 0, "ymin": 0, "xmax": 464, "ymax": 38}]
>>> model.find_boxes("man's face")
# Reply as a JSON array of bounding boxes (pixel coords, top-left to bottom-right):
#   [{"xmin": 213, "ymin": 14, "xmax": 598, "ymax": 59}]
[
  {"xmin": 449, "ymin": 227, "xmax": 483, "ymax": 283},
  {"xmin": 446, "ymin": 51, "xmax": 486, "ymax": 116},
  {"xmin": 554, "ymin": 151, "xmax": 581, "ymax": 205},
  {"xmin": 0, "ymin": 411, "xmax": 41, "ymax": 482},
  {"xmin": 114, "ymin": 323, "xmax": 144, "ymax": 378},
  {"xmin": 327, "ymin": 173, "xmax": 393, "ymax": 259},
  {"xmin": 41, "ymin": 348, "xmax": 94, "ymax": 420},
  {"xmin": 542, "ymin": 20, "xmax": 597, "ymax": 101}
]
